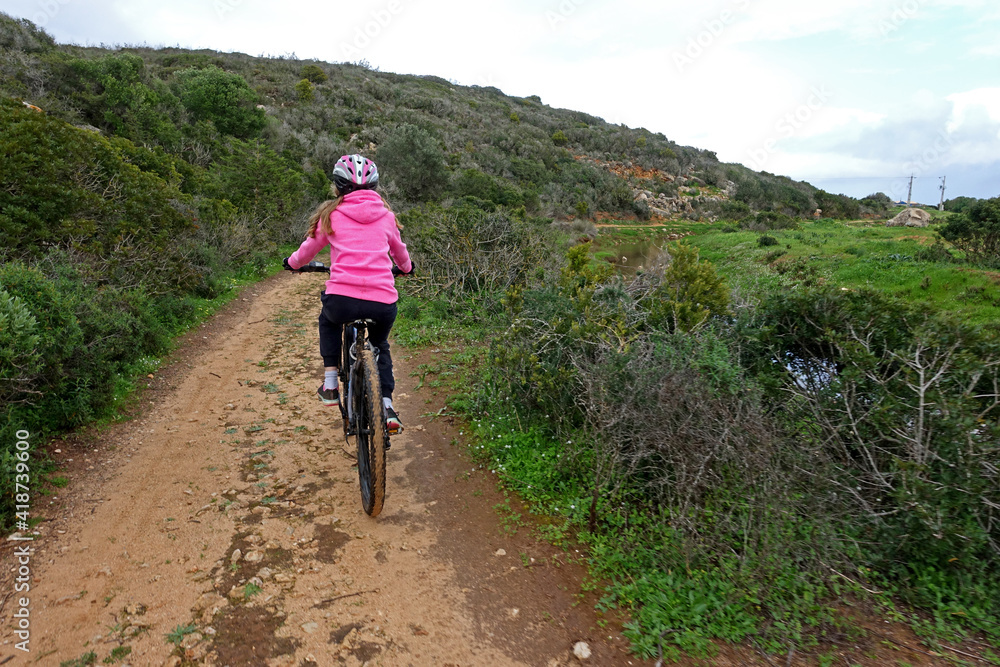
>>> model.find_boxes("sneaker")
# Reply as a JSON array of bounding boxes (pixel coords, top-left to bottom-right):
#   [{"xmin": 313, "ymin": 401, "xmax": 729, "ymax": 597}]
[
  {"xmin": 317, "ymin": 384, "xmax": 339, "ymax": 407},
  {"xmin": 385, "ymin": 407, "xmax": 403, "ymax": 435}
]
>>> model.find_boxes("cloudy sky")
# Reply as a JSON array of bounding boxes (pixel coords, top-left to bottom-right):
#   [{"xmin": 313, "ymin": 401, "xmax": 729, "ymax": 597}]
[{"xmin": 7, "ymin": 0, "xmax": 999, "ymax": 202}]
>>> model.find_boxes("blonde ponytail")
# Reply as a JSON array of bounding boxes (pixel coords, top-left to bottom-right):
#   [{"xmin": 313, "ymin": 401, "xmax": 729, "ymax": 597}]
[{"xmin": 305, "ymin": 197, "xmax": 343, "ymax": 238}]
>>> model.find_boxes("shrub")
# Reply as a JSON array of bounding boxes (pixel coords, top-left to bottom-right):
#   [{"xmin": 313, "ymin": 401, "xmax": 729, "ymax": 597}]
[
  {"xmin": 739, "ymin": 211, "xmax": 799, "ymax": 232},
  {"xmin": 0, "ymin": 98, "xmax": 191, "ymax": 263},
  {"xmin": 746, "ymin": 288, "xmax": 1000, "ymax": 636},
  {"xmin": 860, "ymin": 191, "xmax": 892, "ymax": 214},
  {"xmin": 452, "ymin": 169, "xmax": 525, "ymax": 208},
  {"xmin": 207, "ymin": 138, "xmax": 309, "ymax": 228},
  {"xmin": 69, "ymin": 52, "xmax": 181, "ymax": 145},
  {"xmin": 0, "ymin": 287, "xmax": 42, "ymax": 407},
  {"xmin": 294, "ymin": 78, "xmax": 314, "ymax": 102},
  {"xmin": 646, "ymin": 243, "xmax": 729, "ymax": 333},
  {"xmin": 398, "ymin": 204, "xmax": 557, "ymax": 308},
  {"xmin": 175, "ymin": 66, "xmax": 266, "ymax": 138},
  {"xmin": 939, "ymin": 196, "xmax": 1000, "ymax": 266},
  {"xmin": 551, "ymin": 130, "xmax": 569, "ymax": 146},
  {"xmin": 721, "ymin": 200, "xmax": 751, "ymax": 219},
  {"xmin": 943, "ymin": 195, "xmax": 979, "ymax": 214},
  {"xmin": 914, "ymin": 240, "xmax": 954, "ymax": 263},
  {"xmin": 376, "ymin": 124, "xmax": 447, "ymax": 202},
  {"xmin": 299, "ymin": 63, "xmax": 327, "ymax": 83},
  {"xmin": 757, "ymin": 234, "xmax": 779, "ymax": 247},
  {"xmin": 633, "ymin": 198, "xmax": 651, "ymax": 221}
]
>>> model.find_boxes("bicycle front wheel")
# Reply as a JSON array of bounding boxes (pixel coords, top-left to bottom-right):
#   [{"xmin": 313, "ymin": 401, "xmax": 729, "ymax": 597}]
[{"xmin": 354, "ymin": 349, "xmax": 387, "ymax": 517}]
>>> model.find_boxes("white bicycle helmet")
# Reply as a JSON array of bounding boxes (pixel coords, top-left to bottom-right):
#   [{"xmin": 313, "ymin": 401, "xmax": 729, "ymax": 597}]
[{"xmin": 332, "ymin": 154, "xmax": 379, "ymax": 194}]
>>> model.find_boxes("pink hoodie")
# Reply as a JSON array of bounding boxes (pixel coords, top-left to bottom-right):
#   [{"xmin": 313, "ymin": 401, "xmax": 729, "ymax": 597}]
[{"xmin": 288, "ymin": 190, "xmax": 412, "ymax": 304}]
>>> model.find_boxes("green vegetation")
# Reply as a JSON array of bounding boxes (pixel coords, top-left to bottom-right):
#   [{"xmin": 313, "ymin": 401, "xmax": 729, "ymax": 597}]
[
  {"xmin": 940, "ymin": 197, "xmax": 1000, "ymax": 267},
  {"xmin": 60, "ymin": 652, "xmax": 97, "ymax": 667},
  {"xmin": 165, "ymin": 623, "xmax": 198, "ymax": 646},
  {"xmin": 398, "ymin": 204, "xmax": 1000, "ymax": 662},
  {"xmin": 3, "ymin": 10, "xmax": 998, "ymax": 663}
]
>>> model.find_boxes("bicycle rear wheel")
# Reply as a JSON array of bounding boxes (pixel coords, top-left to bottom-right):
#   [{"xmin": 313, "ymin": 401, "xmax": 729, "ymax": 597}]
[{"xmin": 354, "ymin": 349, "xmax": 387, "ymax": 516}]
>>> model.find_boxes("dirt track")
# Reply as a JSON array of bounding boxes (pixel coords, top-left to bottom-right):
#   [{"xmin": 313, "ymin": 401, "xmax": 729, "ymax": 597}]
[{"xmin": 0, "ymin": 272, "xmax": 645, "ymax": 666}]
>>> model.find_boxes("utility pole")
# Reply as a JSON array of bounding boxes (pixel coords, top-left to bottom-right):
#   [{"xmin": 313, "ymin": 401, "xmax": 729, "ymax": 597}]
[
  {"xmin": 939, "ymin": 176, "xmax": 947, "ymax": 211},
  {"xmin": 907, "ymin": 174, "xmax": 915, "ymax": 207}
]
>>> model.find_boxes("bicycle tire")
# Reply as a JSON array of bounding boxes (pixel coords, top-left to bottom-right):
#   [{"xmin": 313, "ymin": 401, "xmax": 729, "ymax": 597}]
[{"xmin": 355, "ymin": 348, "xmax": 387, "ymax": 516}]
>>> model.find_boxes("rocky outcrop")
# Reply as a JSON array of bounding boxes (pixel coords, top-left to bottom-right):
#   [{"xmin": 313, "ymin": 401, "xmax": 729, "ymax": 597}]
[
  {"xmin": 635, "ymin": 189, "xmax": 694, "ymax": 216},
  {"xmin": 574, "ymin": 154, "xmax": 734, "ymax": 221},
  {"xmin": 886, "ymin": 208, "xmax": 932, "ymax": 228}
]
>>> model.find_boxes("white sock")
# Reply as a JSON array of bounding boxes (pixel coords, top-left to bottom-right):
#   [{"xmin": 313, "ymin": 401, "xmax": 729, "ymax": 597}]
[
  {"xmin": 324, "ymin": 370, "xmax": 338, "ymax": 391},
  {"xmin": 383, "ymin": 397, "xmax": 393, "ymax": 411}
]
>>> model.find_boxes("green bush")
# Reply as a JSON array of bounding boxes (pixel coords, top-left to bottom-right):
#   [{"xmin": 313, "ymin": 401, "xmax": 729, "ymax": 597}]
[
  {"xmin": 208, "ymin": 138, "xmax": 309, "ymax": 228},
  {"xmin": 746, "ymin": 288, "xmax": 1000, "ymax": 638},
  {"xmin": 757, "ymin": 234, "xmax": 779, "ymax": 247},
  {"xmin": 913, "ymin": 240, "xmax": 954, "ymax": 263},
  {"xmin": 739, "ymin": 211, "xmax": 799, "ymax": 232},
  {"xmin": 69, "ymin": 52, "xmax": 181, "ymax": 145},
  {"xmin": 939, "ymin": 196, "xmax": 1000, "ymax": 266},
  {"xmin": 299, "ymin": 63, "xmax": 327, "ymax": 84},
  {"xmin": 0, "ymin": 287, "xmax": 42, "ymax": 407},
  {"xmin": 175, "ymin": 66, "xmax": 266, "ymax": 138},
  {"xmin": 452, "ymin": 168, "xmax": 525, "ymax": 208},
  {"xmin": 376, "ymin": 124, "xmax": 448, "ymax": 202},
  {"xmin": 646, "ymin": 243, "xmax": 729, "ymax": 333},
  {"xmin": 0, "ymin": 98, "xmax": 191, "ymax": 261},
  {"xmin": 551, "ymin": 130, "xmax": 569, "ymax": 146},
  {"xmin": 399, "ymin": 204, "xmax": 556, "ymax": 308},
  {"xmin": 294, "ymin": 78, "xmax": 314, "ymax": 102},
  {"xmin": 860, "ymin": 192, "xmax": 892, "ymax": 214},
  {"xmin": 943, "ymin": 195, "xmax": 979, "ymax": 214}
]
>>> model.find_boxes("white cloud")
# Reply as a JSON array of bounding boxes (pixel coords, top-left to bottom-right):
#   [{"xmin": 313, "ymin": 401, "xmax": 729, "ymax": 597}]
[{"xmin": 947, "ymin": 87, "xmax": 1000, "ymax": 127}]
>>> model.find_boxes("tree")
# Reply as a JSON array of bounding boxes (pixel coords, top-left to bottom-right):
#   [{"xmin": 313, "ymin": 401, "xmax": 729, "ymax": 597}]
[
  {"xmin": 939, "ymin": 196, "xmax": 1000, "ymax": 266},
  {"xmin": 647, "ymin": 243, "xmax": 729, "ymax": 333},
  {"xmin": 860, "ymin": 192, "xmax": 892, "ymax": 214},
  {"xmin": 175, "ymin": 67, "xmax": 266, "ymax": 138},
  {"xmin": 299, "ymin": 63, "xmax": 328, "ymax": 84},
  {"xmin": 294, "ymin": 78, "xmax": 314, "ymax": 102},
  {"xmin": 375, "ymin": 124, "xmax": 447, "ymax": 202},
  {"xmin": 943, "ymin": 195, "xmax": 979, "ymax": 214}
]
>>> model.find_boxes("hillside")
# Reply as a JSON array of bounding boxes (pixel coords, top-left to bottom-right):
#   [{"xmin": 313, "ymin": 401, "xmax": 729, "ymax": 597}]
[
  {"xmin": 0, "ymin": 12, "xmax": 866, "ymax": 225},
  {"xmin": 0, "ymin": 10, "xmax": 868, "ymax": 465}
]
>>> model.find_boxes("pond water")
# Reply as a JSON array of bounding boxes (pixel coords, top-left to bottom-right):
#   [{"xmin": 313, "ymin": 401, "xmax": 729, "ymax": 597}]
[{"xmin": 591, "ymin": 237, "xmax": 667, "ymax": 272}]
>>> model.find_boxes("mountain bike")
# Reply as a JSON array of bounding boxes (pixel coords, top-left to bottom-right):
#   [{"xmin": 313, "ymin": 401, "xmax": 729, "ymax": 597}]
[
  {"xmin": 295, "ymin": 261, "xmax": 396, "ymax": 517},
  {"xmin": 338, "ymin": 316, "xmax": 388, "ymax": 516}
]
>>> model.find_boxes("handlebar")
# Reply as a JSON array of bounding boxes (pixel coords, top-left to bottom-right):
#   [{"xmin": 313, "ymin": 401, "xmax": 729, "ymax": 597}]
[
  {"xmin": 285, "ymin": 258, "xmax": 414, "ymax": 276},
  {"xmin": 297, "ymin": 261, "xmax": 329, "ymax": 273}
]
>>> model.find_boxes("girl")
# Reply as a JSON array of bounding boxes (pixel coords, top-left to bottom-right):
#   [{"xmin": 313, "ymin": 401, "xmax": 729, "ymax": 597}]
[{"xmin": 284, "ymin": 154, "xmax": 413, "ymax": 433}]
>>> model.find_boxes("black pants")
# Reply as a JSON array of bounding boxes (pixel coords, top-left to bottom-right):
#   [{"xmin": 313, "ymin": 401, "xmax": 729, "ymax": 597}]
[{"xmin": 319, "ymin": 293, "xmax": 398, "ymax": 399}]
